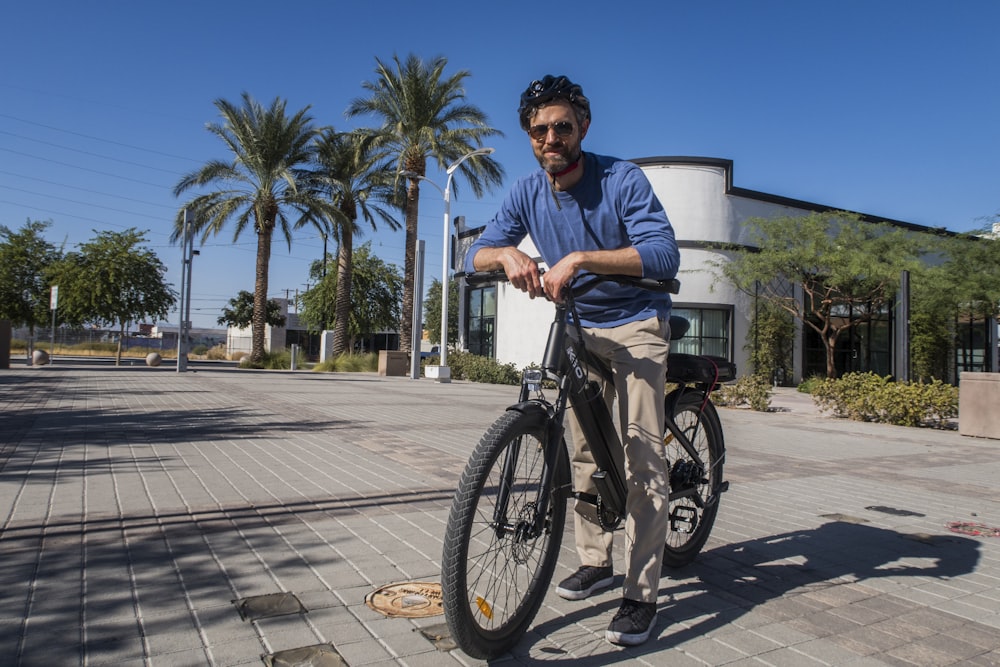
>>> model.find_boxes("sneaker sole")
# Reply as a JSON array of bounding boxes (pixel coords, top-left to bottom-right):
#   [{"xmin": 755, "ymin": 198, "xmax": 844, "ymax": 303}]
[
  {"xmin": 555, "ymin": 575, "xmax": 615, "ymax": 600},
  {"xmin": 605, "ymin": 612, "xmax": 657, "ymax": 646}
]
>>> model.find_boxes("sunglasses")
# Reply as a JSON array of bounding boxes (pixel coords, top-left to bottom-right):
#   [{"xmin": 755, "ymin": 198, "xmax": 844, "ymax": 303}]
[{"xmin": 528, "ymin": 121, "xmax": 575, "ymax": 141}]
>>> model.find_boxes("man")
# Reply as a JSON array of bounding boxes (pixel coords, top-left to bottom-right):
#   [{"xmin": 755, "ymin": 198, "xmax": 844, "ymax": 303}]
[{"xmin": 464, "ymin": 75, "xmax": 680, "ymax": 646}]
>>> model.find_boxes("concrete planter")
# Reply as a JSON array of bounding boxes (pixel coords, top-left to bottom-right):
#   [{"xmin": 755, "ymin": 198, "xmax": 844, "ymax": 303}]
[{"xmin": 959, "ymin": 372, "xmax": 1000, "ymax": 439}]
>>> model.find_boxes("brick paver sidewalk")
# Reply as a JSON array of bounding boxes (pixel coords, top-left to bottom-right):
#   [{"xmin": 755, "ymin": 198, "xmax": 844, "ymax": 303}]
[{"xmin": 2, "ymin": 363, "xmax": 999, "ymax": 666}]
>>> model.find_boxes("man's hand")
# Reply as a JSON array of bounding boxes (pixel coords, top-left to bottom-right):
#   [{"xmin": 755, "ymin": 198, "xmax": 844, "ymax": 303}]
[
  {"xmin": 501, "ymin": 249, "xmax": 544, "ymax": 298},
  {"xmin": 474, "ymin": 247, "xmax": 544, "ymax": 298},
  {"xmin": 541, "ymin": 253, "xmax": 581, "ymax": 303}
]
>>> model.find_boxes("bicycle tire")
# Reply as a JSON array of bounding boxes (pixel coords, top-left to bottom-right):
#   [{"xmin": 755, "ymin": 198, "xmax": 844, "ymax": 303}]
[
  {"xmin": 441, "ymin": 408, "xmax": 569, "ymax": 659},
  {"xmin": 663, "ymin": 391, "xmax": 725, "ymax": 567}
]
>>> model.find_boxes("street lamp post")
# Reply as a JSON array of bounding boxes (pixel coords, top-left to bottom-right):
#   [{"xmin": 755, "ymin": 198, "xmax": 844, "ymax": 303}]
[{"xmin": 402, "ymin": 146, "xmax": 494, "ymax": 382}]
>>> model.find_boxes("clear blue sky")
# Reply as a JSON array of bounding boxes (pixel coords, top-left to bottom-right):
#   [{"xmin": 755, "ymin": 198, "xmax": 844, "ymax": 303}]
[{"xmin": 2, "ymin": 1, "xmax": 997, "ymax": 329}]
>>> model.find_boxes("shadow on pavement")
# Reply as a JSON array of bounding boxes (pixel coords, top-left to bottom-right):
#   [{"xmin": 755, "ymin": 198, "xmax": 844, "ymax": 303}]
[{"xmin": 528, "ymin": 520, "xmax": 981, "ymax": 663}]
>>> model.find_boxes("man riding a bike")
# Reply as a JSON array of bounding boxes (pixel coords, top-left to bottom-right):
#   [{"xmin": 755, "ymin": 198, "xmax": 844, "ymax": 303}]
[{"xmin": 465, "ymin": 74, "xmax": 680, "ymax": 646}]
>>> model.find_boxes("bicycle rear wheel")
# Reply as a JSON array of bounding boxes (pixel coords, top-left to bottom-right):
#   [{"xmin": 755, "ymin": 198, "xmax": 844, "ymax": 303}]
[
  {"xmin": 663, "ymin": 391, "xmax": 725, "ymax": 567},
  {"xmin": 441, "ymin": 408, "xmax": 569, "ymax": 659}
]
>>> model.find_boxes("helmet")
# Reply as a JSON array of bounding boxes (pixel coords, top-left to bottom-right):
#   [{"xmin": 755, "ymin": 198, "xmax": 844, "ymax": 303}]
[{"xmin": 517, "ymin": 75, "xmax": 591, "ymax": 130}]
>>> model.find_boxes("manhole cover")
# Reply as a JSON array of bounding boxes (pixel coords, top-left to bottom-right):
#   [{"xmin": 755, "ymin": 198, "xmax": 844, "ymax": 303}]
[
  {"xmin": 366, "ymin": 581, "xmax": 444, "ymax": 618},
  {"xmin": 946, "ymin": 521, "xmax": 1000, "ymax": 537},
  {"xmin": 233, "ymin": 592, "xmax": 306, "ymax": 621}
]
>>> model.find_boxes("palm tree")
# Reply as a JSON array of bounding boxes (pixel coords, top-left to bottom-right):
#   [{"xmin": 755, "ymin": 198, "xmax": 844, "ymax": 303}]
[
  {"xmin": 346, "ymin": 53, "xmax": 504, "ymax": 352},
  {"xmin": 310, "ymin": 128, "xmax": 403, "ymax": 356},
  {"xmin": 173, "ymin": 93, "xmax": 336, "ymax": 364}
]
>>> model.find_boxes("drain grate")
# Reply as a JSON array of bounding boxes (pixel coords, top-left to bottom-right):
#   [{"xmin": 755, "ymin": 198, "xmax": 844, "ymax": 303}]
[
  {"xmin": 263, "ymin": 643, "xmax": 346, "ymax": 667},
  {"xmin": 233, "ymin": 592, "xmax": 307, "ymax": 621},
  {"xmin": 366, "ymin": 581, "xmax": 444, "ymax": 618}
]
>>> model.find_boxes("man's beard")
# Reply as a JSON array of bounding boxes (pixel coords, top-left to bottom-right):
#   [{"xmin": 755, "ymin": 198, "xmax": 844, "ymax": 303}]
[{"xmin": 537, "ymin": 145, "xmax": 582, "ymax": 174}]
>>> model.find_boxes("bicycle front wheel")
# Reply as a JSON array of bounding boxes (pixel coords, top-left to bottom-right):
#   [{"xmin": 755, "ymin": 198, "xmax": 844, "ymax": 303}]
[
  {"xmin": 663, "ymin": 391, "xmax": 725, "ymax": 567},
  {"xmin": 441, "ymin": 408, "xmax": 568, "ymax": 659}
]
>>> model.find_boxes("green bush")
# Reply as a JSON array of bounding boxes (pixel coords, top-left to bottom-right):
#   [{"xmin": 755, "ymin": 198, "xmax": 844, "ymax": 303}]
[
  {"xmin": 205, "ymin": 344, "xmax": 228, "ymax": 360},
  {"xmin": 797, "ymin": 375, "xmax": 825, "ymax": 394},
  {"xmin": 811, "ymin": 372, "xmax": 957, "ymax": 428},
  {"xmin": 714, "ymin": 374, "xmax": 772, "ymax": 411},
  {"xmin": 240, "ymin": 349, "xmax": 292, "ymax": 370},
  {"xmin": 312, "ymin": 352, "xmax": 378, "ymax": 373},
  {"xmin": 448, "ymin": 351, "xmax": 521, "ymax": 385},
  {"xmin": 191, "ymin": 344, "xmax": 209, "ymax": 356}
]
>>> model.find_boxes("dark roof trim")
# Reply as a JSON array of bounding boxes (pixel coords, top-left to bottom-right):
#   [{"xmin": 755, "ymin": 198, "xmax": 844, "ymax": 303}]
[{"xmin": 631, "ymin": 156, "xmax": 954, "ymax": 236}]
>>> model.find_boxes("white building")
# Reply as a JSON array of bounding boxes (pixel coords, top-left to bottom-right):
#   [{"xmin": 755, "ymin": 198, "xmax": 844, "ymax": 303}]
[{"xmin": 458, "ymin": 156, "xmax": 992, "ymax": 384}]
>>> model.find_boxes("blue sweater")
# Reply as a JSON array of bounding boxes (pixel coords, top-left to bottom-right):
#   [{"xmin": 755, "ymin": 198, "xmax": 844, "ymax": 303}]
[{"xmin": 465, "ymin": 152, "xmax": 680, "ymax": 328}]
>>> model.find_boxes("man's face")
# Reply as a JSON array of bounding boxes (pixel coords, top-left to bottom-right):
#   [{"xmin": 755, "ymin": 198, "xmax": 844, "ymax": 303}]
[{"xmin": 528, "ymin": 100, "xmax": 589, "ymax": 174}]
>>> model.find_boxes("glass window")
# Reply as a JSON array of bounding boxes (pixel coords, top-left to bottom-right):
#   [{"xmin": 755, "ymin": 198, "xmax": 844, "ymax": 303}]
[
  {"xmin": 672, "ymin": 308, "xmax": 731, "ymax": 359},
  {"xmin": 466, "ymin": 285, "xmax": 496, "ymax": 358}
]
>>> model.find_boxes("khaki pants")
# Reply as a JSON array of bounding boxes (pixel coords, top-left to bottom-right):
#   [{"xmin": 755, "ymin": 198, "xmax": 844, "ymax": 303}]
[{"xmin": 564, "ymin": 316, "xmax": 670, "ymax": 604}]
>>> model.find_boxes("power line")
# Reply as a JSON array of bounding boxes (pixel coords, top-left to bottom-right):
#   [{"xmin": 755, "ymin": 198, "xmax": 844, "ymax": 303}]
[
  {"xmin": 0, "ymin": 129, "xmax": 187, "ymax": 175},
  {"xmin": 0, "ymin": 147, "xmax": 171, "ymax": 189},
  {"xmin": 0, "ymin": 110, "xmax": 203, "ymax": 162}
]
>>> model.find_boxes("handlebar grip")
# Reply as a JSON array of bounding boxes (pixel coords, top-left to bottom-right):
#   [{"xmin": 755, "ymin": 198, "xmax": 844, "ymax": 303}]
[
  {"xmin": 605, "ymin": 275, "xmax": 681, "ymax": 294},
  {"xmin": 464, "ymin": 271, "xmax": 680, "ymax": 295},
  {"xmin": 465, "ymin": 270, "xmax": 509, "ymax": 286}
]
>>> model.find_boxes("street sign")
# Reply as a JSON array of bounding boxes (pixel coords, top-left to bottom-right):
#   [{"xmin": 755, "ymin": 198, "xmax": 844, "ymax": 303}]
[{"xmin": 50, "ymin": 285, "xmax": 59, "ymax": 310}]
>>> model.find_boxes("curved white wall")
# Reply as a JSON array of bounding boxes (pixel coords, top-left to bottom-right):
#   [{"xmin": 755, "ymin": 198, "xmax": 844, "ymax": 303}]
[{"xmin": 484, "ymin": 158, "xmax": 814, "ymax": 380}]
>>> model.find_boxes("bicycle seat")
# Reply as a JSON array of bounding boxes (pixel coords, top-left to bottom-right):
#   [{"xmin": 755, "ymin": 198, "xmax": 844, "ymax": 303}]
[{"xmin": 669, "ymin": 316, "xmax": 689, "ymax": 341}]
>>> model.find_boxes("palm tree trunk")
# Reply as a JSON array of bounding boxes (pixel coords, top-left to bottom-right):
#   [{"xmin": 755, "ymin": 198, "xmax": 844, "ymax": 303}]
[
  {"xmin": 400, "ymin": 181, "xmax": 421, "ymax": 352},
  {"xmin": 116, "ymin": 323, "xmax": 125, "ymax": 366},
  {"xmin": 331, "ymin": 230, "xmax": 353, "ymax": 357},
  {"xmin": 251, "ymin": 227, "xmax": 273, "ymax": 364}
]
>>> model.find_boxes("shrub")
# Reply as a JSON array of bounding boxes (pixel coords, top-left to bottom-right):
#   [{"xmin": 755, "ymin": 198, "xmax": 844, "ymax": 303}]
[
  {"xmin": 811, "ymin": 372, "xmax": 957, "ymax": 428},
  {"xmin": 239, "ymin": 349, "xmax": 292, "ymax": 369},
  {"xmin": 313, "ymin": 352, "xmax": 378, "ymax": 373},
  {"xmin": 205, "ymin": 344, "xmax": 228, "ymax": 360},
  {"xmin": 191, "ymin": 344, "xmax": 209, "ymax": 356},
  {"xmin": 797, "ymin": 375, "xmax": 825, "ymax": 395},
  {"xmin": 448, "ymin": 351, "xmax": 521, "ymax": 385},
  {"xmin": 714, "ymin": 374, "xmax": 772, "ymax": 411}
]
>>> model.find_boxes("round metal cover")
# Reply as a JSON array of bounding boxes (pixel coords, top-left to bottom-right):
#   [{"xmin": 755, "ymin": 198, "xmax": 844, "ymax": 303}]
[{"xmin": 366, "ymin": 581, "xmax": 444, "ymax": 618}]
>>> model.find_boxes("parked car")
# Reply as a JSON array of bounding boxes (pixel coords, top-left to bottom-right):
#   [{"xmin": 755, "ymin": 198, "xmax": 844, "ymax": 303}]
[{"xmin": 420, "ymin": 345, "xmax": 440, "ymax": 360}]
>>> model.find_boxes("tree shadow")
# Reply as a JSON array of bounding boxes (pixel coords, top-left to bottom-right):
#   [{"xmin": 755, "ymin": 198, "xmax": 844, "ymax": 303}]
[{"xmin": 525, "ymin": 520, "xmax": 981, "ymax": 664}]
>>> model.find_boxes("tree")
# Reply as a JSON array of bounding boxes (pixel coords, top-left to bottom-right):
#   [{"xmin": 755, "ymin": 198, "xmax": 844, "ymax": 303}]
[
  {"xmin": 747, "ymin": 298, "xmax": 795, "ymax": 384},
  {"xmin": 911, "ymin": 223, "xmax": 1000, "ymax": 380},
  {"xmin": 0, "ymin": 219, "xmax": 61, "ymax": 347},
  {"xmin": 173, "ymin": 93, "xmax": 337, "ymax": 364},
  {"xmin": 308, "ymin": 129, "xmax": 402, "ymax": 356},
  {"xmin": 720, "ymin": 211, "xmax": 926, "ymax": 378},
  {"xmin": 48, "ymin": 228, "xmax": 176, "ymax": 365},
  {"xmin": 346, "ymin": 53, "xmax": 504, "ymax": 352},
  {"xmin": 422, "ymin": 278, "xmax": 459, "ymax": 346},
  {"xmin": 299, "ymin": 242, "xmax": 402, "ymax": 353},
  {"xmin": 217, "ymin": 290, "xmax": 286, "ymax": 328}
]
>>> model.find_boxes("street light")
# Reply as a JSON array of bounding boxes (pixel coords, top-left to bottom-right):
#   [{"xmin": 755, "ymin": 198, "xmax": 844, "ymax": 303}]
[{"xmin": 402, "ymin": 146, "xmax": 495, "ymax": 382}]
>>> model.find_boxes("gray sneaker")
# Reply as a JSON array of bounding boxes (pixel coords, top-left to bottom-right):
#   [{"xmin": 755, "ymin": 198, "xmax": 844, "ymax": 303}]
[
  {"xmin": 606, "ymin": 598, "xmax": 657, "ymax": 646},
  {"xmin": 555, "ymin": 565, "xmax": 614, "ymax": 600}
]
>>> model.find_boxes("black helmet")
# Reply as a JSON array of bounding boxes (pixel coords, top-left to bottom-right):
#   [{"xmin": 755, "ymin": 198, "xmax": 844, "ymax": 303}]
[{"xmin": 517, "ymin": 75, "xmax": 591, "ymax": 130}]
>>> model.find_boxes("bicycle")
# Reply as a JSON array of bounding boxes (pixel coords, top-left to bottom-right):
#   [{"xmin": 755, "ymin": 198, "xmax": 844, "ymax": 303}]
[{"xmin": 441, "ymin": 271, "xmax": 735, "ymax": 659}]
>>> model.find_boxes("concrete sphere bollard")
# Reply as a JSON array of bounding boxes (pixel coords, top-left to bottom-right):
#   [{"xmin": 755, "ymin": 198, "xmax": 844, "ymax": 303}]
[
  {"xmin": 145, "ymin": 352, "xmax": 162, "ymax": 367},
  {"xmin": 32, "ymin": 349, "xmax": 50, "ymax": 366}
]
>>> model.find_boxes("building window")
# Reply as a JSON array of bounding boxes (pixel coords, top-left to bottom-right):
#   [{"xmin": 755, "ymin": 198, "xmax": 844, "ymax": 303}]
[
  {"xmin": 671, "ymin": 307, "xmax": 731, "ymax": 358},
  {"xmin": 803, "ymin": 303, "xmax": 892, "ymax": 378},
  {"xmin": 466, "ymin": 284, "xmax": 497, "ymax": 358}
]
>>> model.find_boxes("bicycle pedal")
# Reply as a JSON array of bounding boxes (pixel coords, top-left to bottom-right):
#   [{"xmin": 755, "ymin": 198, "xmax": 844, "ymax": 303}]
[{"xmin": 670, "ymin": 506, "xmax": 698, "ymax": 534}]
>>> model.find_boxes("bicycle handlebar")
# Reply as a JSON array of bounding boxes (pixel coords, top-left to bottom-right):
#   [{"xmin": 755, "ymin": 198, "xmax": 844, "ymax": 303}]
[{"xmin": 464, "ymin": 270, "xmax": 680, "ymax": 296}]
